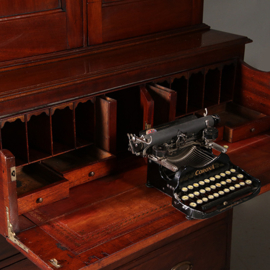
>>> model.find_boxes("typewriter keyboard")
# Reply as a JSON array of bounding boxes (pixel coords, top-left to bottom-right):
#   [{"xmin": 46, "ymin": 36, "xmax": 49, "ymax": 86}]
[{"xmin": 175, "ymin": 162, "xmax": 260, "ymax": 217}]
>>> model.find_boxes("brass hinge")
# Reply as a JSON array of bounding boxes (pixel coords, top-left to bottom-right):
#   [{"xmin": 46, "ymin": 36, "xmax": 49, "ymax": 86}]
[
  {"xmin": 10, "ymin": 166, "xmax": 16, "ymax": 182},
  {"xmin": 6, "ymin": 207, "xmax": 29, "ymax": 252}
]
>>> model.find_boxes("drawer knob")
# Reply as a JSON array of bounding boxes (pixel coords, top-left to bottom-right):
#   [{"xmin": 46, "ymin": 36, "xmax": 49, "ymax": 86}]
[
  {"xmin": 171, "ymin": 261, "xmax": 193, "ymax": 270},
  {"xmin": 89, "ymin": 171, "xmax": 95, "ymax": 177},
  {"xmin": 36, "ymin": 198, "xmax": 43, "ymax": 203}
]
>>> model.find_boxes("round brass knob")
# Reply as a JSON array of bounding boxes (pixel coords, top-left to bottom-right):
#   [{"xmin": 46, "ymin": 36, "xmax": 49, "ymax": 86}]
[
  {"xmin": 89, "ymin": 171, "xmax": 95, "ymax": 177},
  {"xmin": 36, "ymin": 198, "xmax": 43, "ymax": 203},
  {"xmin": 171, "ymin": 261, "xmax": 193, "ymax": 270}
]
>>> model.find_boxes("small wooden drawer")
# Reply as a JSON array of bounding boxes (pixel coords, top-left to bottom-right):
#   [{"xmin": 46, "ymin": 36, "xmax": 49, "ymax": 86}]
[
  {"xmin": 64, "ymin": 158, "xmax": 116, "ymax": 188},
  {"xmin": 42, "ymin": 145, "xmax": 116, "ymax": 188},
  {"xmin": 198, "ymin": 102, "xmax": 270, "ymax": 142},
  {"xmin": 17, "ymin": 164, "xmax": 69, "ymax": 215}
]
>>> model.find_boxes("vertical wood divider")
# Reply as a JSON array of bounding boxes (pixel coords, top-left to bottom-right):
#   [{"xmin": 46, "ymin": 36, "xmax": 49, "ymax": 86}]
[
  {"xmin": 201, "ymin": 68, "xmax": 206, "ymax": 109},
  {"xmin": 232, "ymin": 62, "xmax": 237, "ymax": 100},
  {"xmin": 24, "ymin": 114, "xmax": 30, "ymax": 164},
  {"xmin": 217, "ymin": 65, "xmax": 223, "ymax": 104},
  {"xmin": 49, "ymin": 108, "xmax": 54, "ymax": 155},
  {"xmin": 73, "ymin": 102, "xmax": 77, "ymax": 148}
]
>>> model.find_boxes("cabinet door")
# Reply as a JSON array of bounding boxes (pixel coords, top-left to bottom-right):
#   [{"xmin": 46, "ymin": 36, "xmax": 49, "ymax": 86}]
[{"xmin": 0, "ymin": 0, "xmax": 83, "ymax": 62}]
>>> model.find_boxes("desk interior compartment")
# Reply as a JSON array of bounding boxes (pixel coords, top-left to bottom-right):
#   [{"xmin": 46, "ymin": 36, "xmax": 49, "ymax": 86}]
[
  {"xmin": 146, "ymin": 84, "xmax": 177, "ymax": 125},
  {"xmin": 16, "ymin": 162, "xmax": 69, "ymax": 215},
  {"xmin": 107, "ymin": 86, "xmax": 155, "ymax": 153},
  {"xmin": 42, "ymin": 145, "xmax": 115, "ymax": 188},
  {"xmin": 51, "ymin": 103, "xmax": 75, "ymax": 155},
  {"xmin": 75, "ymin": 98, "xmax": 96, "ymax": 148},
  {"xmin": 27, "ymin": 110, "xmax": 52, "ymax": 163},
  {"xmin": 197, "ymin": 102, "xmax": 270, "ymax": 142},
  {"xmin": 1, "ymin": 116, "xmax": 28, "ymax": 166}
]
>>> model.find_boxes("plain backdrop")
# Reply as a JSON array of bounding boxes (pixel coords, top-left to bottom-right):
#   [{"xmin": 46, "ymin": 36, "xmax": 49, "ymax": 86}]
[
  {"xmin": 204, "ymin": 0, "xmax": 270, "ymax": 71},
  {"xmin": 204, "ymin": 1, "xmax": 270, "ymax": 269}
]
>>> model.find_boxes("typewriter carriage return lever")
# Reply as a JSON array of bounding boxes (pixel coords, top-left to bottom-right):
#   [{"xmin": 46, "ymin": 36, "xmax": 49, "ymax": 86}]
[{"xmin": 127, "ymin": 113, "xmax": 260, "ymax": 220}]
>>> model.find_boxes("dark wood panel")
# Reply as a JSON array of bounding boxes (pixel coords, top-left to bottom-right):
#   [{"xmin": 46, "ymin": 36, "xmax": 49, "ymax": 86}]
[
  {"xmin": 0, "ymin": 11, "xmax": 67, "ymax": 62},
  {"xmin": 236, "ymin": 61, "xmax": 270, "ymax": 115},
  {"xmin": 0, "ymin": 30, "xmax": 249, "ymax": 117},
  {"xmin": 101, "ymin": 0, "xmax": 201, "ymax": 42},
  {"xmin": 0, "ymin": 0, "xmax": 60, "ymax": 17}
]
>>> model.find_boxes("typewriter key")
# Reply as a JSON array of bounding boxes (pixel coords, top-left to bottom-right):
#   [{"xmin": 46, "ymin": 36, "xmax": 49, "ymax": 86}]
[
  {"xmin": 199, "ymin": 181, "xmax": 205, "ymax": 186},
  {"xmin": 215, "ymin": 183, "xmax": 222, "ymax": 188},
  {"xmin": 234, "ymin": 184, "xmax": 241, "ymax": 189},
  {"xmin": 194, "ymin": 191, "xmax": 200, "ymax": 197},
  {"xmin": 181, "ymin": 195, "xmax": 189, "ymax": 201},
  {"xmin": 181, "ymin": 187, "xmax": 188, "ymax": 193},
  {"xmin": 202, "ymin": 197, "xmax": 209, "ymax": 203},
  {"xmin": 193, "ymin": 183, "xmax": 200, "ymax": 189},
  {"xmin": 237, "ymin": 174, "xmax": 244, "ymax": 179},
  {"xmin": 196, "ymin": 199, "xmax": 203, "ymax": 205},
  {"xmin": 204, "ymin": 179, "xmax": 210, "ymax": 184},
  {"xmin": 240, "ymin": 182, "xmax": 246, "ymax": 187},
  {"xmin": 230, "ymin": 168, "xmax": 236, "ymax": 173},
  {"xmin": 199, "ymin": 189, "xmax": 206, "ymax": 194},
  {"xmin": 213, "ymin": 192, "xmax": 219, "ymax": 198},
  {"xmin": 229, "ymin": 186, "xmax": 235, "ymax": 191},
  {"xmin": 215, "ymin": 175, "xmax": 221, "ymax": 180},
  {"xmin": 188, "ymin": 193, "xmax": 195, "ymax": 199},
  {"xmin": 210, "ymin": 185, "xmax": 216, "ymax": 190},
  {"xmin": 225, "ymin": 171, "xmax": 231, "ymax": 176},
  {"xmin": 218, "ymin": 191, "xmax": 225, "ymax": 196},
  {"xmin": 205, "ymin": 187, "xmax": 211, "ymax": 192},
  {"xmin": 224, "ymin": 188, "xmax": 230, "ymax": 193},
  {"xmin": 245, "ymin": 180, "xmax": 252, "ymax": 185},
  {"xmin": 221, "ymin": 181, "xmax": 227, "ymax": 186},
  {"xmin": 220, "ymin": 173, "xmax": 226, "ymax": 178},
  {"xmin": 187, "ymin": 185, "xmax": 194, "ymax": 191},
  {"xmin": 210, "ymin": 177, "xmax": 216, "ymax": 182},
  {"xmin": 208, "ymin": 195, "xmax": 214, "ymax": 200},
  {"xmin": 226, "ymin": 179, "xmax": 232, "ymax": 184},
  {"xmin": 189, "ymin": 202, "xmax": 197, "ymax": 208},
  {"xmin": 231, "ymin": 177, "xmax": 237, "ymax": 182}
]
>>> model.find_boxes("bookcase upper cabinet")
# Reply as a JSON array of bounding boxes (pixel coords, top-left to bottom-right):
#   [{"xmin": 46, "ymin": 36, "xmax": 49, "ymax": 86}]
[
  {"xmin": 0, "ymin": 0, "xmax": 83, "ymax": 62},
  {"xmin": 88, "ymin": 0, "xmax": 204, "ymax": 44}
]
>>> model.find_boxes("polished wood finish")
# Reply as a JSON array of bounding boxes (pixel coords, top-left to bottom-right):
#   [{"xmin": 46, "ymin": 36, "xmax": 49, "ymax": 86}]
[
  {"xmin": 0, "ymin": 2, "xmax": 269, "ymax": 270},
  {"xmin": 0, "ymin": 0, "xmax": 83, "ymax": 62}
]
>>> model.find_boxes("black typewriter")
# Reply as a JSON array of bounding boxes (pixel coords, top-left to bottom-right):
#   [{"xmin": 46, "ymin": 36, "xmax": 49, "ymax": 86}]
[{"xmin": 127, "ymin": 113, "xmax": 261, "ymax": 219}]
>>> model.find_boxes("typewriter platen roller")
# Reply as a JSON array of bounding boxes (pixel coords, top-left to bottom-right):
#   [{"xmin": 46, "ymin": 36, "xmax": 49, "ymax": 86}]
[{"xmin": 127, "ymin": 114, "xmax": 261, "ymax": 219}]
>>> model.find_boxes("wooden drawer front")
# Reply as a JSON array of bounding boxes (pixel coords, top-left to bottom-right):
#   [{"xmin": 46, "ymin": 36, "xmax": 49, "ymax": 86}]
[
  {"xmin": 120, "ymin": 220, "xmax": 229, "ymax": 270},
  {"xmin": 65, "ymin": 158, "xmax": 116, "ymax": 188},
  {"xmin": 18, "ymin": 180, "xmax": 69, "ymax": 215}
]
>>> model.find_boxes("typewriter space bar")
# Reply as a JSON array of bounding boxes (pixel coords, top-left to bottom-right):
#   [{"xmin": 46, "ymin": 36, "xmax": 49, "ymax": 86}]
[{"xmin": 202, "ymin": 186, "xmax": 253, "ymax": 211}]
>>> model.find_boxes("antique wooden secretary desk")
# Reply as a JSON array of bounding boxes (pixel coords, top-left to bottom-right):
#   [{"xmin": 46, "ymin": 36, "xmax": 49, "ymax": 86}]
[{"xmin": 0, "ymin": 1, "xmax": 270, "ymax": 269}]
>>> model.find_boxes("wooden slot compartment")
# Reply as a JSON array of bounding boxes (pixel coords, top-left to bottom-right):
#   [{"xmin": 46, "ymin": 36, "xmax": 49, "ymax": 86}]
[
  {"xmin": 171, "ymin": 75, "xmax": 188, "ymax": 117},
  {"xmin": 42, "ymin": 145, "xmax": 115, "ymax": 188},
  {"xmin": 96, "ymin": 96, "xmax": 117, "ymax": 154},
  {"xmin": 187, "ymin": 71, "xmax": 204, "ymax": 113},
  {"xmin": 147, "ymin": 84, "xmax": 177, "ymax": 125},
  {"xmin": 220, "ymin": 63, "xmax": 236, "ymax": 103},
  {"xmin": 27, "ymin": 111, "xmax": 52, "ymax": 162},
  {"xmin": 106, "ymin": 87, "xmax": 144, "ymax": 153},
  {"xmin": 51, "ymin": 104, "xmax": 75, "ymax": 155},
  {"xmin": 197, "ymin": 102, "xmax": 270, "ymax": 143},
  {"xmin": 1, "ymin": 117, "xmax": 28, "ymax": 166},
  {"xmin": 75, "ymin": 99, "xmax": 95, "ymax": 148},
  {"xmin": 204, "ymin": 68, "xmax": 221, "ymax": 107},
  {"xmin": 16, "ymin": 163, "xmax": 69, "ymax": 215}
]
